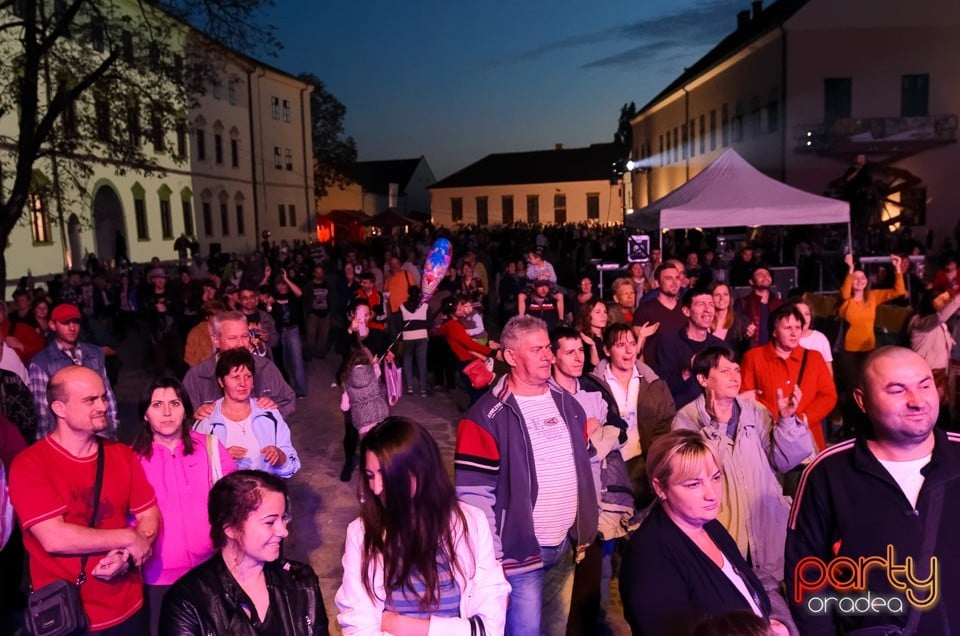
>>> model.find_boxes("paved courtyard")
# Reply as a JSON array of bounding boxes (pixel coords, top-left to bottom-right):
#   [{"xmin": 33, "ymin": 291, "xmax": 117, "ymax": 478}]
[{"xmin": 113, "ymin": 341, "xmax": 628, "ymax": 634}]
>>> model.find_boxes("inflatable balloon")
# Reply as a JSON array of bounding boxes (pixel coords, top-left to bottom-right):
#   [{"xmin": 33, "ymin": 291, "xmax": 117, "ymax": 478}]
[{"xmin": 420, "ymin": 238, "xmax": 452, "ymax": 303}]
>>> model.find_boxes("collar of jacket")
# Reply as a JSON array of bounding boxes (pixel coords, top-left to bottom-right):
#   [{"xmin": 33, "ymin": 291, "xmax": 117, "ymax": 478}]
[{"xmin": 852, "ymin": 427, "xmax": 960, "ymax": 490}]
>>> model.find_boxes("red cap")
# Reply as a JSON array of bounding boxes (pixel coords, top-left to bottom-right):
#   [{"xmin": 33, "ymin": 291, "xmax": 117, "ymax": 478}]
[{"xmin": 50, "ymin": 303, "xmax": 81, "ymax": 323}]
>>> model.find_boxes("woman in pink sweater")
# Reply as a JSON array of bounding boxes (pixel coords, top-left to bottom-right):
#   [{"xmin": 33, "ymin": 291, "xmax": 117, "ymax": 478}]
[{"xmin": 133, "ymin": 377, "xmax": 236, "ymax": 636}]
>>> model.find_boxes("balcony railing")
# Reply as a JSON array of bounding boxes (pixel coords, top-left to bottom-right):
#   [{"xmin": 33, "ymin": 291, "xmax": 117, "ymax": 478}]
[{"xmin": 796, "ymin": 114, "xmax": 957, "ymax": 154}]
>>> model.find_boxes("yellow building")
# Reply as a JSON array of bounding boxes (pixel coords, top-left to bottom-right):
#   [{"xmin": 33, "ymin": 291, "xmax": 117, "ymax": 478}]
[
  {"xmin": 429, "ymin": 144, "xmax": 625, "ymax": 227},
  {"xmin": 630, "ymin": 0, "xmax": 959, "ymax": 241}
]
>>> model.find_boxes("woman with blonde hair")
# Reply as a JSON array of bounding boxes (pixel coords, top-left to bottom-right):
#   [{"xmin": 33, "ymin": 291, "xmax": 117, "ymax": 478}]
[{"xmin": 619, "ymin": 430, "xmax": 789, "ymax": 636}]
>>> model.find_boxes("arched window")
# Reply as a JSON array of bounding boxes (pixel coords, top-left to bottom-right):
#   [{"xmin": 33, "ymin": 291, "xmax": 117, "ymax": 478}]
[
  {"xmin": 158, "ymin": 185, "xmax": 173, "ymax": 239},
  {"xmin": 29, "ymin": 170, "xmax": 52, "ymax": 244}
]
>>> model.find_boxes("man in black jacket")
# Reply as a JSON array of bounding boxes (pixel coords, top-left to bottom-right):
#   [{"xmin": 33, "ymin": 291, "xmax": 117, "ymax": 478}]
[{"xmin": 785, "ymin": 346, "xmax": 960, "ymax": 634}]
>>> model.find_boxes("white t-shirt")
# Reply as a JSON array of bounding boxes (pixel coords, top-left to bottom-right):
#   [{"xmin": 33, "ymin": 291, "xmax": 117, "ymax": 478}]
[
  {"xmin": 604, "ymin": 366, "xmax": 642, "ymax": 460},
  {"xmin": 799, "ymin": 330, "xmax": 833, "ymax": 364},
  {"xmin": 223, "ymin": 414, "xmax": 260, "ymax": 469},
  {"xmin": 514, "ymin": 391, "xmax": 578, "ymax": 548},
  {"xmin": 720, "ymin": 555, "xmax": 764, "ymax": 617},
  {"xmin": 877, "ymin": 454, "xmax": 932, "ymax": 509}
]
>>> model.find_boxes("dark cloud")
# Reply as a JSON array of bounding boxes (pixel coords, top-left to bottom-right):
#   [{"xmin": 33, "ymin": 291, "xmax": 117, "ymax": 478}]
[{"xmin": 506, "ymin": 0, "xmax": 744, "ymax": 69}]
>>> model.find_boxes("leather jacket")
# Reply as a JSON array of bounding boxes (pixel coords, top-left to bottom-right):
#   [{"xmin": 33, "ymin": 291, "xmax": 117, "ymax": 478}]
[{"xmin": 159, "ymin": 554, "xmax": 329, "ymax": 635}]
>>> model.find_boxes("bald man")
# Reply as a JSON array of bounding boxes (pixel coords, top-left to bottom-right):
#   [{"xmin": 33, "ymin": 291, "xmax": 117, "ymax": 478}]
[
  {"xmin": 785, "ymin": 346, "xmax": 960, "ymax": 634},
  {"xmin": 10, "ymin": 366, "xmax": 159, "ymax": 633}
]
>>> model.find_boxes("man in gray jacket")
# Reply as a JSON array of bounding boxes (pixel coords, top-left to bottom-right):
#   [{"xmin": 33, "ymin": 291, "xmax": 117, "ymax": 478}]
[{"xmin": 183, "ymin": 311, "xmax": 295, "ymax": 420}]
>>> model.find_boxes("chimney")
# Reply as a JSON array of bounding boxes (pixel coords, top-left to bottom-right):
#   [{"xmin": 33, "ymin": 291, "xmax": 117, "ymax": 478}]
[
  {"xmin": 752, "ymin": 1, "xmax": 763, "ymax": 20},
  {"xmin": 555, "ymin": 143, "xmax": 563, "ymax": 151},
  {"xmin": 736, "ymin": 10, "xmax": 750, "ymax": 29}
]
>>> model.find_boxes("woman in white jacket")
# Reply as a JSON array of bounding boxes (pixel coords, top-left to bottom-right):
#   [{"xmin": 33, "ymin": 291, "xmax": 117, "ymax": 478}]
[{"xmin": 336, "ymin": 417, "xmax": 510, "ymax": 635}]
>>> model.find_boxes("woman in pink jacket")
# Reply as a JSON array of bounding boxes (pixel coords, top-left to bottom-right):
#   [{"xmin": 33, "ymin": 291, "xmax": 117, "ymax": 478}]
[{"xmin": 133, "ymin": 377, "xmax": 237, "ymax": 636}]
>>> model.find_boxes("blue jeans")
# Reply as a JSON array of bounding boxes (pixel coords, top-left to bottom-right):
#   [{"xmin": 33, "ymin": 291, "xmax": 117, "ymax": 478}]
[
  {"xmin": 403, "ymin": 338, "xmax": 428, "ymax": 392},
  {"xmin": 505, "ymin": 539, "xmax": 575, "ymax": 636},
  {"xmin": 281, "ymin": 327, "xmax": 307, "ymax": 396}
]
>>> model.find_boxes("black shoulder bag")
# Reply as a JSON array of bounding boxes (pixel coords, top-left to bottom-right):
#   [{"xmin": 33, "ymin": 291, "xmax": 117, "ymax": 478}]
[{"xmin": 26, "ymin": 440, "xmax": 104, "ymax": 636}]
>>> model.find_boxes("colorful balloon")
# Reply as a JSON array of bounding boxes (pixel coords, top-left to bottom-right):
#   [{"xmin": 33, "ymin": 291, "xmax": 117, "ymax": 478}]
[{"xmin": 420, "ymin": 238, "xmax": 452, "ymax": 303}]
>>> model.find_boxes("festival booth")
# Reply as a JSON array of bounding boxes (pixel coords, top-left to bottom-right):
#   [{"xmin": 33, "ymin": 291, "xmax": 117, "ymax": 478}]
[
  {"xmin": 625, "ymin": 149, "xmax": 851, "ymax": 297},
  {"xmin": 625, "ymin": 149, "xmax": 850, "ymax": 235},
  {"xmin": 316, "ymin": 209, "xmax": 368, "ymax": 244}
]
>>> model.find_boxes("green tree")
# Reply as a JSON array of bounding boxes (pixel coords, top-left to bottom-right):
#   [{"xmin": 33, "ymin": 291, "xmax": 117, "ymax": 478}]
[
  {"xmin": 614, "ymin": 101, "xmax": 637, "ymax": 150},
  {"xmin": 0, "ymin": 0, "xmax": 277, "ymax": 287},
  {"xmin": 298, "ymin": 72, "xmax": 356, "ymax": 198}
]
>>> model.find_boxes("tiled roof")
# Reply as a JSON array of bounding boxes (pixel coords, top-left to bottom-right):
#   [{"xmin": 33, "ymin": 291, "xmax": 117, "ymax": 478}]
[{"xmin": 429, "ymin": 143, "xmax": 625, "ymax": 189}]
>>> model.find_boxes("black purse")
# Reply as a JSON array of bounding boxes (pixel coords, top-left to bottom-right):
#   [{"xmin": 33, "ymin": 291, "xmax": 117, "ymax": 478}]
[{"xmin": 26, "ymin": 440, "xmax": 104, "ymax": 636}]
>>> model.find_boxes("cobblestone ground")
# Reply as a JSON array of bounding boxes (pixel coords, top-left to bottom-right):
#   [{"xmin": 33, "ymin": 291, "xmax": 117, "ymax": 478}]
[{"xmin": 114, "ymin": 341, "xmax": 628, "ymax": 635}]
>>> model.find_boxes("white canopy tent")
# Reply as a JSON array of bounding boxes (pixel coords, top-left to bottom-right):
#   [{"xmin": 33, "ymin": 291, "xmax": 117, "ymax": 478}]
[{"xmin": 625, "ymin": 149, "xmax": 850, "ymax": 239}]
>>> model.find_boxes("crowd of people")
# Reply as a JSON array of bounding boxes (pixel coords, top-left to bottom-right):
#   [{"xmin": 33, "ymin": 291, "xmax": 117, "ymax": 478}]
[{"xmin": 0, "ymin": 220, "xmax": 958, "ymax": 635}]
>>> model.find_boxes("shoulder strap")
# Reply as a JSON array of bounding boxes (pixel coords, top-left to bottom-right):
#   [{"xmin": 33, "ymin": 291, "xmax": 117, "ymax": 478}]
[
  {"xmin": 796, "ymin": 349, "xmax": 809, "ymax": 386},
  {"xmin": 78, "ymin": 440, "xmax": 105, "ymax": 585}
]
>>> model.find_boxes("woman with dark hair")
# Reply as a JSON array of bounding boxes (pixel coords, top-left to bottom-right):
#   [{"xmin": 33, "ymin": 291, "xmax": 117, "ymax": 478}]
[
  {"xmin": 134, "ymin": 376, "xmax": 237, "ymax": 635},
  {"xmin": 576, "ymin": 297, "xmax": 608, "ymax": 373},
  {"xmin": 194, "ymin": 348, "xmax": 300, "ymax": 478},
  {"xmin": 619, "ymin": 430, "xmax": 789, "ymax": 636},
  {"xmin": 159, "ymin": 470, "xmax": 329, "ymax": 635},
  {"xmin": 335, "ymin": 417, "xmax": 509, "ymax": 635},
  {"xmin": 709, "ymin": 282, "xmax": 752, "ymax": 359}
]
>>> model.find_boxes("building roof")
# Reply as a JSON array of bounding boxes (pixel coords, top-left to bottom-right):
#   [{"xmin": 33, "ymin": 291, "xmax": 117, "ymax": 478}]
[
  {"xmin": 429, "ymin": 143, "xmax": 625, "ymax": 189},
  {"xmin": 637, "ymin": 0, "xmax": 809, "ymax": 115},
  {"xmin": 344, "ymin": 157, "xmax": 425, "ymax": 196}
]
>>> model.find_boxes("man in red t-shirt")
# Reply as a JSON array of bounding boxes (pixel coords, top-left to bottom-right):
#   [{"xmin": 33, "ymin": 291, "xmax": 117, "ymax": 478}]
[{"xmin": 10, "ymin": 366, "xmax": 159, "ymax": 633}]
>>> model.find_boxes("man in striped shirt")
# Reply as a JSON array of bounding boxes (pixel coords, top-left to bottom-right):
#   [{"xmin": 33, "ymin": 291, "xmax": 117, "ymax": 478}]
[{"xmin": 455, "ymin": 315, "xmax": 597, "ymax": 635}]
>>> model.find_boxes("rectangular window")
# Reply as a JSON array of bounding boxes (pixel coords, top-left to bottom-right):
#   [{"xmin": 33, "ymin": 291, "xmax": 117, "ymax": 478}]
[
  {"xmin": 236, "ymin": 204, "xmax": 245, "ymax": 235},
  {"xmin": 288, "ymin": 205, "xmax": 296, "ymax": 227},
  {"xmin": 284, "ymin": 148, "xmax": 293, "ymax": 171},
  {"xmin": 451, "ymin": 197, "xmax": 463, "ymax": 222},
  {"xmin": 220, "ymin": 202, "xmax": 229, "ymax": 236},
  {"xmin": 121, "ymin": 30, "xmax": 134, "ymax": 62},
  {"xmin": 553, "ymin": 193, "xmax": 566, "ymax": 224},
  {"xmin": 476, "ymin": 196, "xmax": 488, "ymax": 226},
  {"xmin": 586, "ymin": 193, "xmax": 600, "ymax": 220},
  {"xmin": 282, "ymin": 99, "xmax": 291, "ymax": 123},
  {"xmin": 30, "ymin": 193, "xmax": 52, "ymax": 243},
  {"xmin": 150, "ymin": 109, "xmax": 164, "ymax": 151},
  {"xmin": 182, "ymin": 200, "xmax": 194, "ymax": 236},
  {"xmin": 699, "ymin": 115, "xmax": 706, "ymax": 154},
  {"xmin": 767, "ymin": 88, "xmax": 779, "ymax": 133},
  {"xmin": 127, "ymin": 102, "xmax": 141, "ymax": 147},
  {"xmin": 659, "ymin": 134, "xmax": 664, "ymax": 165},
  {"xmin": 271, "ymin": 96, "xmax": 281, "ymax": 120},
  {"xmin": 134, "ymin": 198, "xmax": 149, "ymax": 240},
  {"xmin": 710, "ymin": 110, "xmax": 717, "ymax": 150},
  {"xmin": 501, "ymin": 195, "xmax": 514, "ymax": 224},
  {"xmin": 901, "ymin": 74, "xmax": 929, "ymax": 117},
  {"xmin": 689, "ymin": 119, "xmax": 695, "ymax": 157},
  {"xmin": 278, "ymin": 203, "xmax": 286, "ymax": 227},
  {"xmin": 721, "ymin": 104, "xmax": 729, "ymax": 147},
  {"xmin": 681, "ymin": 123, "xmax": 688, "ymax": 160},
  {"xmin": 732, "ymin": 101, "xmax": 743, "ymax": 142},
  {"xmin": 230, "ymin": 139, "xmax": 239, "ymax": 167},
  {"xmin": 824, "ymin": 77, "xmax": 852, "ymax": 125},
  {"xmin": 94, "ymin": 96, "xmax": 111, "ymax": 142},
  {"xmin": 176, "ymin": 123, "xmax": 187, "ymax": 158},
  {"xmin": 202, "ymin": 202, "xmax": 213, "ymax": 237},
  {"xmin": 274, "ymin": 146, "xmax": 282, "ymax": 169},
  {"xmin": 160, "ymin": 199, "xmax": 172, "ymax": 239},
  {"xmin": 228, "ymin": 79, "xmax": 238, "ymax": 106},
  {"xmin": 90, "ymin": 17, "xmax": 105, "ymax": 52},
  {"xmin": 196, "ymin": 129, "xmax": 206, "ymax": 160},
  {"xmin": 673, "ymin": 128, "xmax": 679, "ymax": 163},
  {"xmin": 526, "ymin": 195, "xmax": 539, "ymax": 224},
  {"xmin": 214, "ymin": 133, "xmax": 223, "ymax": 164},
  {"xmin": 212, "ymin": 79, "xmax": 223, "ymax": 101},
  {"xmin": 750, "ymin": 97, "xmax": 762, "ymax": 137}
]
